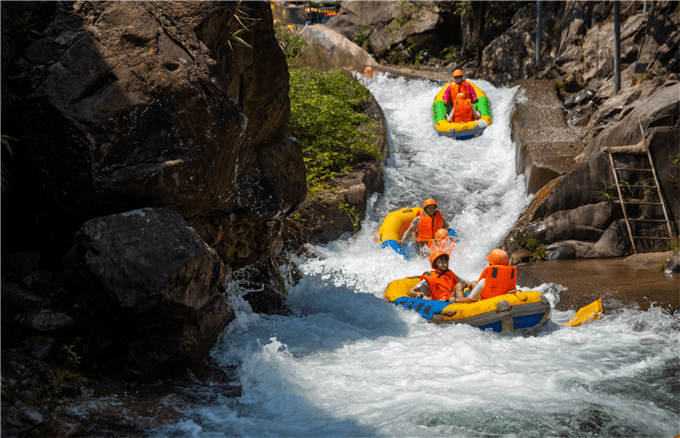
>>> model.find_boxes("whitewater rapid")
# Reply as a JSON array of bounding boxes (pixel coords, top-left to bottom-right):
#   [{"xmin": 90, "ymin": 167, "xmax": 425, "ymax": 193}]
[{"xmin": 156, "ymin": 74, "xmax": 679, "ymax": 438}]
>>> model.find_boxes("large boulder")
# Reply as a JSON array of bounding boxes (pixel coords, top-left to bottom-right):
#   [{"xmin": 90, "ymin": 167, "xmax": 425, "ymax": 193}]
[
  {"xmin": 325, "ymin": 0, "xmax": 459, "ymax": 60},
  {"xmin": 60, "ymin": 207, "xmax": 233, "ymax": 375},
  {"xmin": 2, "ymin": 1, "xmax": 306, "ymax": 269},
  {"xmin": 501, "ymin": 80, "xmax": 679, "ymax": 260}
]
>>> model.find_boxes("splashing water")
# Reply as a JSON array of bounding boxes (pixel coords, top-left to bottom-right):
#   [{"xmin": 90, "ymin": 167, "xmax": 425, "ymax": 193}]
[{"xmin": 156, "ymin": 75, "xmax": 679, "ymax": 437}]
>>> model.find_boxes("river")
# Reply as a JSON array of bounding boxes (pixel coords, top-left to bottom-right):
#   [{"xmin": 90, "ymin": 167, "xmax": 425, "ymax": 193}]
[{"xmin": 155, "ymin": 75, "xmax": 679, "ymax": 437}]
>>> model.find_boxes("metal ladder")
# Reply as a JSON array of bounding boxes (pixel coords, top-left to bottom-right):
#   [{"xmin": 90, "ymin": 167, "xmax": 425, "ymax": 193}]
[{"xmin": 604, "ymin": 121, "xmax": 675, "ymax": 254}]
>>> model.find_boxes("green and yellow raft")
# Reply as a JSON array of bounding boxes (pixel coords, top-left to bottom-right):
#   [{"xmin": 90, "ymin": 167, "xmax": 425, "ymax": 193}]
[
  {"xmin": 432, "ymin": 80, "xmax": 492, "ymax": 140},
  {"xmin": 383, "ymin": 277, "xmax": 551, "ymax": 332}
]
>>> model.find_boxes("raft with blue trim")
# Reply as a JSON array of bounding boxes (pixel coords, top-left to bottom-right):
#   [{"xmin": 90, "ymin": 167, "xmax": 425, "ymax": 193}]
[
  {"xmin": 432, "ymin": 80, "xmax": 492, "ymax": 140},
  {"xmin": 383, "ymin": 277, "xmax": 551, "ymax": 332},
  {"xmin": 377, "ymin": 207, "xmax": 457, "ymax": 259}
]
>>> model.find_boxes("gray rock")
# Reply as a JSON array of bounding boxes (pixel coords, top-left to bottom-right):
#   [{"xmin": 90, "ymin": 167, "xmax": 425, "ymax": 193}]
[
  {"xmin": 18, "ymin": 311, "xmax": 75, "ymax": 333},
  {"xmin": 3, "ymin": 1, "xmax": 306, "ymax": 269},
  {"xmin": 664, "ymin": 252, "xmax": 680, "ymax": 274},
  {"xmin": 1, "ymin": 278, "xmax": 52, "ymax": 312},
  {"xmin": 24, "ymin": 336, "xmax": 59, "ymax": 361},
  {"xmin": 60, "ymin": 207, "xmax": 234, "ymax": 373}
]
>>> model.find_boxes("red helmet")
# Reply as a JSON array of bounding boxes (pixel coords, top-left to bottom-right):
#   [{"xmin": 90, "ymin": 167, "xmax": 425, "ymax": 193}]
[
  {"xmin": 487, "ymin": 249, "xmax": 509, "ymax": 266},
  {"xmin": 434, "ymin": 228, "xmax": 449, "ymax": 241},
  {"xmin": 452, "ymin": 69, "xmax": 463, "ymax": 78},
  {"xmin": 423, "ymin": 198, "xmax": 437, "ymax": 209},
  {"xmin": 430, "ymin": 250, "xmax": 449, "ymax": 269}
]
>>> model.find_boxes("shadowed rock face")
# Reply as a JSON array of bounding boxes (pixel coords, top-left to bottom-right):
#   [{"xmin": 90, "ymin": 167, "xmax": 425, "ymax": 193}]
[
  {"xmin": 60, "ymin": 207, "xmax": 233, "ymax": 374},
  {"xmin": 2, "ymin": 1, "xmax": 306, "ymax": 268}
]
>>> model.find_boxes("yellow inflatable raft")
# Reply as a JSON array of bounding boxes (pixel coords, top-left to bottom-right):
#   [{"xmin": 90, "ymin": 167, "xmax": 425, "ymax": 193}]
[
  {"xmin": 383, "ymin": 277, "xmax": 551, "ymax": 332},
  {"xmin": 432, "ymin": 80, "xmax": 492, "ymax": 140},
  {"xmin": 377, "ymin": 207, "xmax": 458, "ymax": 259}
]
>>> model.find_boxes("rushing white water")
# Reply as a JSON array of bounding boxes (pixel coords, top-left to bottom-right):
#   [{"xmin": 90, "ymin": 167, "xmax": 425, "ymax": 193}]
[{"xmin": 157, "ymin": 75, "xmax": 679, "ymax": 437}]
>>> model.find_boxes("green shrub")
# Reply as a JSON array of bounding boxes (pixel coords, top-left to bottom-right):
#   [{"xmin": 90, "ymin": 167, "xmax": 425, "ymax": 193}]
[{"xmin": 288, "ymin": 67, "xmax": 380, "ymax": 193}]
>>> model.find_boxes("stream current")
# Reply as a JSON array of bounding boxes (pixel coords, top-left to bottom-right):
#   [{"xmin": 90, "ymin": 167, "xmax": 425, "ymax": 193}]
[{"xmin": 157, "ymin": 75, "xmax": 679, "ymax": 437}]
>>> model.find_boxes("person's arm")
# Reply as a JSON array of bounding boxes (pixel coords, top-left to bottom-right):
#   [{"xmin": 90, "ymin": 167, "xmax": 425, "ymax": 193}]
[
  {"xmin": 442, "ymin": 217, "xmax": 450, "ymax": 229},
  {"xmin": 399, "ymin": 217, "xmax": 419, "ymax": 244},
  {"xmin": 407, "ymin": 280, "xmax": 431, "ymax": 299},
  {"xmin": 448, "ymin": 280, "xmax": 476, "ymax": 303},
  {"xmin": 468, "ymin": 83, "xmax": 478, "ymax": 103},
  {"xmin": 443, "ymin": 84, "xmax": 452, "ymax": 106}
]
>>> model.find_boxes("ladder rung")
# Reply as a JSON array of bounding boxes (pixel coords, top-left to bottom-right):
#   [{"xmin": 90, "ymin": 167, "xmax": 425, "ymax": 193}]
[
  {"xmin": 631, "ymin": 236, "xmax": 673, "ymax": 240},
  {"xmin": 628, "ymin": 219, "xmax": 668, "ymax": 222},
  {"xmin": 619, "ymin": 201, "xmax": 662, "ymax": 205},
  {"xmin": 625, "ymin": 185, "xmax": 657, "ymax": 189},
  {"xmin": 614, "ymin": 168, "xmax": 653, "ymax": 172}
]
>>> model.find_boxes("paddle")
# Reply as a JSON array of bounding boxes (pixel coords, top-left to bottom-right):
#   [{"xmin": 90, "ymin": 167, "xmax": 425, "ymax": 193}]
[{"xmin": 565, "ymin": 298, "xmax": 603, "ymax": 327}]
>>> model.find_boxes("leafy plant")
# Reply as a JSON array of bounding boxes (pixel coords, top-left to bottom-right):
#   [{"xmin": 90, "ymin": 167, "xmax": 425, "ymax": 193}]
[
  {"xmin": 518, "ymin": 237, "xmax": 546, "ymax": 262},
  {"xmin": 667, "ymin": 237, "xmax": 679, "ymax": 254},
  {"xmin": 597, "ymin": 179, "xmax": 617, "ymax": 204},
  {"xmin": 212, "ymin": 1, "xmax": 257, "ymax": 62},
  {"xmin": 338, "ymin": 201, "xmax": 361, "ymax": 231},
  {"xmin": 440, "ymin": 45, "xmax": 462, "ymax": 64},
  {"xmin": 288, "ymin": 67, "xmax": 380, "ymax": 191},
  {"xmin": 61, "ymin": 344, "xmax": 81, "ymax": 365},
  {"xmin": 670, "ymin": 153, "xmax": 680, "ymax": 189},
  {"xmin": 353, "ymin": 24, "xmax": 370, "ymax": 48},
  {"xmin": 274, "ymin": 21, "xmax": 308, "ymax": 66}
]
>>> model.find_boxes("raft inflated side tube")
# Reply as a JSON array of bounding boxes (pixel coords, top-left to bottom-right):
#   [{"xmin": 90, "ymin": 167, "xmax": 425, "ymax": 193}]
[
  {"xmin": 377, "ymin": 207, "xmax": 423, "ymax": 259},
  {"xmin": 432, "ymin": 80, "xmax": 492, "ymax": 140},
  {"xmin": 384, "ymin": 278, "xmax": 551, "ymax": 332}
]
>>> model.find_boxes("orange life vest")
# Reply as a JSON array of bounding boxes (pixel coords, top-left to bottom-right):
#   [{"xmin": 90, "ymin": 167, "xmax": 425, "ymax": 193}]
[
  {"xmin": 416, "ymin": 211, "xmax": 444, "ymax": 242},
  {"xmin": 477, "ymin": 265, "xmax": 518, "ymax": 300},
  {"xmin": 427, "ymin": 237, "xmax": 455, "ymax": 254},
  {"xmin": 453, "ymin": 99, "xmax": 474, "ymax": 123},
  {"xmin": 447, "ymin": 81, "xmax": 472, "ymax": 104},
  {"xmin": 420, "ymin": 269, "xmax": 460, "ymax": 301}
]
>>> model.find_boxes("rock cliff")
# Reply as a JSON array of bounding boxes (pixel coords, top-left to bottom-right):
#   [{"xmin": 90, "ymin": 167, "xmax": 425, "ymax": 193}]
[{"xmin": 1, "ymin": 1, "xmax": 305, "ymax": 378}]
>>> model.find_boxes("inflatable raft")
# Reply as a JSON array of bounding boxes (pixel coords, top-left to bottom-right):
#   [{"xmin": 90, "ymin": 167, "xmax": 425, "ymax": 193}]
[
  {"xmin": 432, "ymin": 80, "xmax": 492, "ymax": 140},
  {"xmin": 377, "ymin": 207, "xmax": 457, "ymax": 259},
  {"xmin": 383, "ymin": 277, "xmax": 551, "ymax": 332}
]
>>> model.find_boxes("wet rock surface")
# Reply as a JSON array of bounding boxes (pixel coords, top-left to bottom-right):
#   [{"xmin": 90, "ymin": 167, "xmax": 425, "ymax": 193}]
[{"xmin": 518, "ymin": 252, "xmax": 679, "ymax": 313}]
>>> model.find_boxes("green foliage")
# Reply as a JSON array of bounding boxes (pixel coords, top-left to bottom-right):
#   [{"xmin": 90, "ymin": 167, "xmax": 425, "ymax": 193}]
[
  {"xmin": 274, "ymin": 21, "xmax": 308, "ymax": 65},
  {"xmin": 212, "ymin": 1, "xmax": 256, "ymax": 62},
  {"xmin": 288, "ymin": 67, "xmax": 380, "ymax": 190},
  {"xmin": 338, "ymin": 202, "xmax": 361, "ymax": 231},
  {"xmin": 518, "ymin": 237, "xmax": 546, "ymax": 262},
  {"xmin": 353, "ymin": 24, "xmax": 370, "ymax": 47},
  {"xmin": 670, "ymin": 153, "xmax": 680, "ymax": 189},
  {"xmin": 667, "ymin": 237, "xmax": 679, "ymax": 254},
  {"xmin": 597, "ymin": 179, "xmax": 617, "ymax": 204},
  {"xmin": 1, "ymin": 135, "xmax": 13, "ymax": 157},
  {"xmin": 440, "ymin": 45, "xmax": 462, "ymax": 64},
  {"xmin": 61, "ymin": 344, "xmax": 81, "ymax": 365},
  {"xmin": 656, "ymin": 261, "xmax": 665, "ymax": 271}
]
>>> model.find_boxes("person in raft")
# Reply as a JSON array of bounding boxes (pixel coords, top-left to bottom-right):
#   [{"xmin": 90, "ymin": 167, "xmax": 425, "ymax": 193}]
[
  {"xmin": 443, "ymin": 69, "xmax": 478, "ymax": 106},
  {"xmin": 427, "ymin": 228, "xmax": 456, "ymax": 255},
  {"xmin": 467, "ymin": 249, "xmax": 519, "ymax": 301},
  {"xmin": 447, "ymin": 92, "xmax": 481, "ymax": 123},
  {"xmin": 407, "ymin": 250, "xmax": 477, "ymax": 303},
  {"xmin": 399, "ymin": 198, "xmax": 451, "ymax": 252}
]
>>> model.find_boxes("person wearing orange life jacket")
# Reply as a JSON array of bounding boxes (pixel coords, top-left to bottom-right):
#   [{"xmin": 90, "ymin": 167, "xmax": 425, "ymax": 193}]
[
  {"xmin": 399, "ymin": 198, "xmax": 451, "ymax": 252},
  {"xmin": 447, "ymin": 92, "xmax": 481, "ymax": 123},
  {"xmin": 427, "ymin": 228, "xmax": 456, "ymax": 254},
  {"xmin": 443, "ymin": 69, "xmax": 478, "ymax": 107},
  {"xmin": 468, "ymin": 249, "xmax": 519, "ymax": 301},
  {"xmin": 407, "ymin": 250, "xmax": 477, "ymax": 302}
]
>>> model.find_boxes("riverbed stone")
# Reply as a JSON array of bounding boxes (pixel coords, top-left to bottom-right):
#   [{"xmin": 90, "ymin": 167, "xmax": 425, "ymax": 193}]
[
  {"xmin": 663, "ymin": 251, "xmax": 680, "ymax": 274},
  {"xmin": 2, "ymin": 1, "xmax": 306, "ymax": 272},
  {"xmin": 60, "ymin": 207, "xmax": 233, "ymax": 374}
]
